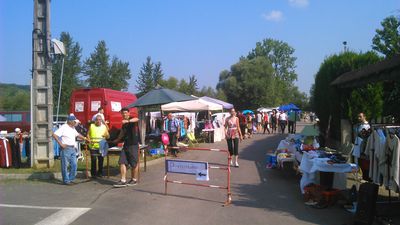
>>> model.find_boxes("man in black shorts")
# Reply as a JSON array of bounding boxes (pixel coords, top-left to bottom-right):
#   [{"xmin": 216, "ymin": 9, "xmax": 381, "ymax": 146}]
[{"xmin": 112, "ymin": 108, "xmax": 139, "ymax": 188}]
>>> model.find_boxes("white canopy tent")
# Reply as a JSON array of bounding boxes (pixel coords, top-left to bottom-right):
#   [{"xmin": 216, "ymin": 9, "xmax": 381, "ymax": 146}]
[{"xmin": 161, "ymin": 98, "xmax": 223, "ymax": 112}]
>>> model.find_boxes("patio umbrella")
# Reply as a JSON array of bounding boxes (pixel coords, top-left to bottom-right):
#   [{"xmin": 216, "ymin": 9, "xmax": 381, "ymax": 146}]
[{"xmin": 242, "ymin": 110, "xmax": 254, "ymax": 115}]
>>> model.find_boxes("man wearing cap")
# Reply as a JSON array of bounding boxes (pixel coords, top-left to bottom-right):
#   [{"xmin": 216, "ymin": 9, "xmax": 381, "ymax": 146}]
[{"xmin": 52, "ymin": 115, "xmax": 89, "ymax": 185}]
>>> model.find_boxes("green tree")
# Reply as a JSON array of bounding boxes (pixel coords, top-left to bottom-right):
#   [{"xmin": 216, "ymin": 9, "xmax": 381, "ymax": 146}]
[
  {"xmin": 136, "ymin": 57, "xmax": 164, "ymax": 94},
  {"xmin": 217, "ymin": 57, "xmax": 275, "ymax": 110},
  {"xmin": 153, "ymin": 62, "xmax": 164, "ymax": 87},
  {"xmin": 247, "ymin": 38, "xmax": 297, "ymax": 83},
  {"xmin": 0, "ymin": 86, "xmax": 30, "ymax": 111},
  {"xmin": 178, "ymin": 79, "xmax": 189, "ymax": 94},
  {"xmin": 159, "ymin": 76, "xmax": 179, "ymax": 90},
  {"xmin": 372, "ymin": 15, "xmax": 400, "ymax": 122},
  {"xmin": 198, "ymin": 86, "xmax": 217, "ymax": 98},
  {"xmin": 372, "ymin": 16, "xmax": 400, "ymax": 57},
  {"xmin": 187, "ymin": 75, "xmax": 198, "ymax": 95},
  {"xmin": 83, "ymin": 40, "xmax": 131, "ymax": 90},
  {"xmin": 52, "ymin": 32, "xmax": 82, "ymax": 114}
]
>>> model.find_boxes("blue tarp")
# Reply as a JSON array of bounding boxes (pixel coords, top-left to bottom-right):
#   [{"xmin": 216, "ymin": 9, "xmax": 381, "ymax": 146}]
[{"xmin": 278, "ymin": 103, "xmax": 301, "ymax": 111}]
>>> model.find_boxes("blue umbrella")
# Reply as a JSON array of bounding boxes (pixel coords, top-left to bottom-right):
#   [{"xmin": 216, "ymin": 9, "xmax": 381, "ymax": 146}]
[{"xmin": 242, "ymin": 110, "xmax": 254, "ymax": 115}]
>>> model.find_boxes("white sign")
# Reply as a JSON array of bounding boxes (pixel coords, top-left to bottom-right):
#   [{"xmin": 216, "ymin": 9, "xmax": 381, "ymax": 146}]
[
  {"xmin": 75, "ymin": 102, "xmax": 84, "ymax": 112},
  {"xmin": 166, "ymin": 159, "xmax": 209, "ymax": 181},
  {"xmin": 111, "ymin": 101, "xmax": 122, "ymax": 112},
  {"xmin": 91, "ymin": 101, "xmax": 101, "ymax": 112},
  {"xmin": 196, "ymin": 169, "xmax": 209, "ymax": 181}
]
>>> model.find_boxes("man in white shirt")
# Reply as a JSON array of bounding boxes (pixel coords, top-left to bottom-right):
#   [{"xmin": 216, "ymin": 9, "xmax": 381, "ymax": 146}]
[
  {"xmin": 53, "ymin": 115, "xmax": 88, "ymax": 185},
  {"xmin": 278, "ymin": 111, "xmax": 288, "ymax": 134}
]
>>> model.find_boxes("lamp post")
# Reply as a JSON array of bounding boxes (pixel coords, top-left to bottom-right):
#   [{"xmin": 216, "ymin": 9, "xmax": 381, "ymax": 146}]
[
  {"xmin": 343, "ymin": 41, "xmax": 347, "ymax": 52},
  {"xmin": 51, "ymin": 39, "xmax": 66, "ymax": 123}
]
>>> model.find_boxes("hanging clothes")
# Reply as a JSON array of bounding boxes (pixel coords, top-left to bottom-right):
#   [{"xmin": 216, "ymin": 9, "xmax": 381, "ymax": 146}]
[
  {"xmin": 387, "ymin": 133, "xmax": 400, "ymax": 191},
  {"xmin": 0, "ymin": 137, "xmax": 12, "ymax": 168}
]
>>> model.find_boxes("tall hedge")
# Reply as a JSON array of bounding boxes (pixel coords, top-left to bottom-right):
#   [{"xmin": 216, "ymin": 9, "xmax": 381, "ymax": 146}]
[{"xmin": 313, "ymin": 51, "xmax": 380, "ymax": 145}]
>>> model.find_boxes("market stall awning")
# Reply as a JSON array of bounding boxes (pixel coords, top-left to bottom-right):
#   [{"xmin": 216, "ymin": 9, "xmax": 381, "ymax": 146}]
[
  {"xmin": 127, "ymin": 87, "xmax": 196, "ymax": 108},
  {"xmin": 279, "ymin": 103, "xmax": 300, "ymax": 111},
  {"xmin": 199, "ymin": 96, "xmax": 234, "ymax": 109},
  {"xmin": 161, "ymin": 98, "xmax": 223, "ymax": 112}
]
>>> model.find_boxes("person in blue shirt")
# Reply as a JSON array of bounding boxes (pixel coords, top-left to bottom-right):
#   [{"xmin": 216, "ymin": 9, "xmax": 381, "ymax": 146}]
[{"xmin": 164, "ymin": 113, "xmax": 180, "ymax": 157}]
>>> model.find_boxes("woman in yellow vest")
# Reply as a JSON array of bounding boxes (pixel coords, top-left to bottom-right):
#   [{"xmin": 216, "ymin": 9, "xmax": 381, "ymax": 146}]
[{"xmin": 87, "ymin": 115, "xmax": 109, "ymax": 178}]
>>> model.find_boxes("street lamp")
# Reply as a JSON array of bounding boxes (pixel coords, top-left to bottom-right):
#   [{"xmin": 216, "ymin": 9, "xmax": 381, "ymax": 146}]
[
  {"xmin": 51, "ymin": 39, "xmax": 66, "ymax": 123},
  {"xmin": 343, "ymin": 41, "xmax": 347, "ymax": 52}
]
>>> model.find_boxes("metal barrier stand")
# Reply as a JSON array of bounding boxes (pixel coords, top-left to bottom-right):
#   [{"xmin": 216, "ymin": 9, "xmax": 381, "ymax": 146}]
[{"xmin": 164, "ymin": 146, "xmax": 232, "ymax": 206}]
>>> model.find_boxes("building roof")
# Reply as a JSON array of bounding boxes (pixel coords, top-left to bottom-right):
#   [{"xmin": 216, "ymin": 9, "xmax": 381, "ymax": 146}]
[{"xmin": 331, "ymin": 54, "xmax": 400, "ymax": 88}]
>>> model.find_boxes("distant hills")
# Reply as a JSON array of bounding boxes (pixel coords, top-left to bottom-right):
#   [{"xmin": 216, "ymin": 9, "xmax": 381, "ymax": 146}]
[{"xmin": 0, "ymin": 83, "xmax": 30, "ymax": 111}]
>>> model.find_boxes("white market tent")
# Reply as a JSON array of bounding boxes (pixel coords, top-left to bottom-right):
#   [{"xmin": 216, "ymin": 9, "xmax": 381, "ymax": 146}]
[{"xmin": 161, "ymin": 98, "xmax": 223, "ymax": 112}]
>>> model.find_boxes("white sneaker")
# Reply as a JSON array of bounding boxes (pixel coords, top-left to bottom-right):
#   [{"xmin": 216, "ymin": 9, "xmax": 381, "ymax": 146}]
[
  {"xmin": 235, "ymin": 162, "xmax": 239, "ymax": 167},
  {"xmin": 230, "ymin": 161, "xmax": 234, "ymax": 166}
]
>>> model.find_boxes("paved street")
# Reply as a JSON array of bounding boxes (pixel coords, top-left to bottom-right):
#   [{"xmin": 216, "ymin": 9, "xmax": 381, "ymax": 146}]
[{"xmin": 0, "ymin": 122, "xmax": 354, "ymax": 225}]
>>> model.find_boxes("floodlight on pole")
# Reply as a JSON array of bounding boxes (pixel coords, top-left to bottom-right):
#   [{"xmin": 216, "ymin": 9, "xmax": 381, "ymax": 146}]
[{"xmin": 51, "ymin": 38, "xmax": 66, "ymax": 123}]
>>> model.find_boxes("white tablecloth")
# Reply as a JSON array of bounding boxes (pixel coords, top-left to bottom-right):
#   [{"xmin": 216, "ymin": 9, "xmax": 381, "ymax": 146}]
[{"xmin": 299, "ymin": 151, "xmax": 357, "ymax": 193}]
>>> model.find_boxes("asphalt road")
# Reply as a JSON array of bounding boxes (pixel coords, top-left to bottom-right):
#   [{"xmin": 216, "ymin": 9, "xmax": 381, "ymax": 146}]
[{"xmin": 0, "ymin": 122, "xmax": 354, "ymax": 225}]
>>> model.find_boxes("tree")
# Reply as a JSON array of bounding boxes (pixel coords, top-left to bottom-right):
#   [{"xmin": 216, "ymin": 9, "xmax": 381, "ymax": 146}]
[
  {"xmin": 109, "ymin": 57, "xmax": 131, "ymax": 91},
  {"xmin": 153, "ymin": 62, "xmax": 164, "ymax": 87},
  {"xmin": 187, "ymin": 75, "xmax": 198, "ymax": 95},
  {"xmin": 83, "ymin": 40, "xmax": 131, "ymax": 90},
  {"xmin": 247, "ymin": 38, "xmax": 297, "ymax": 83},
  {"xmin": 372, "ymin": 15, "xmax": 400, "ymax": 122},
  {"xmin": 136, "ymin": 57, "xmax": 164, "ymax": 94},
  {"xmin": 159, "ymin": 76, "xmax": 179, "ymax": 90},
  {"xmin": 52, "ymin": 32, "xmax": 82, "ymax": 114},
  {"xmin": 217, "ymin": 57, "xmax": 275, "ymax": 110},
  {"xmin": 198, "ymin": 86, "xmax": 217, "ymax": 98},
  {"xmin": 372, "ymin": 16, "xmax": 400, "ymax": 57},
  {"xmin": 0, "ymin": 90, "xmax": 31, "ymax": 111}
]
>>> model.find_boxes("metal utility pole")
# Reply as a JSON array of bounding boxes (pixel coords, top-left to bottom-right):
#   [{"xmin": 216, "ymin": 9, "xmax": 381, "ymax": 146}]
[{"xmin": 32, "ymin": 0, "xmax": 54, "ymax": 168}]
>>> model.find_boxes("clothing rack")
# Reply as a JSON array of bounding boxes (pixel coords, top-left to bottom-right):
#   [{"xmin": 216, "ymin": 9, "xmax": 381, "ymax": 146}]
[{"xmin": 369, "ymin": 124, "xmax": 400, "ymax": 207}]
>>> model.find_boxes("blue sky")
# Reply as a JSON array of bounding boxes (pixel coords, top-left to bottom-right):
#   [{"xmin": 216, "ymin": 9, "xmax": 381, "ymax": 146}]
[{"xmin": 0, "ymin": 0, "xmax": 398, "ymax": 95}]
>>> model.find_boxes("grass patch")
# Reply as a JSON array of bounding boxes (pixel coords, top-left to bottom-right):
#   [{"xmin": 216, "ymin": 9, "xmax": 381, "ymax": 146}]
[{"xmin": 0, "ymin": 151, "xmax": 164, "ymax": 174}]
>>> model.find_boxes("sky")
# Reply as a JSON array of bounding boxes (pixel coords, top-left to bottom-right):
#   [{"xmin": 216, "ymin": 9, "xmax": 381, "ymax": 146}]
[{"xmin": 0, "ymin": 0, "xmax": 398, "ymax": 95}]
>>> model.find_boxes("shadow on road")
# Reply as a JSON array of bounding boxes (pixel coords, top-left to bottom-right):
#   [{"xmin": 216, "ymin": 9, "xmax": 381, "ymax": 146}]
[{"xmin": 232, "ymin": 133, "xmax": 353, "ymax": 225}]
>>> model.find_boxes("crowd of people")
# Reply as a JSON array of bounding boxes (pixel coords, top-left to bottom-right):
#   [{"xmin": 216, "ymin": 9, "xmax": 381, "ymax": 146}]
[
  {"xmin": 19, "ymin": 105, "xmax": 303, "ymax": 187},
  {"xmin": 235, "ymin": 109, "xmax": 298, "ymax": 138}
]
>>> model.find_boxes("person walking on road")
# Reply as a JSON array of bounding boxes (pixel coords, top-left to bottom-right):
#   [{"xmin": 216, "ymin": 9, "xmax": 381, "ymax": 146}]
[
  {"xmin": 263, "ymin": 112, "xmax": 270, "ymax": 134},
  {"xmin": 112, "ymin": 108, "xmax": 140, "ymax": 188},
  {"xmin": 288, "ymin": 111, "xmax": 296, "ymax": 134},
  {"xmin": 52, "ymin": 115, "xmax": 88, "ymax": 185},
  {"xmin": 237, "ymin": 111, "xmax": 247, "ymax": 139},
  {"xmin": 164, "ymin": 113, "xmax": 181, "ymax": 157},
  {"xmin": 225, "ymin": 108, "xmax": 243, "ymax": 167},
  {"xmin": 270, "ymin": 109, "xmax": 277, "ymax": 134},
  {"xmin": 279, "ymin": 111, "xmax": 288, "ymax": 134},
  {"xmin": 87, "ymin": 115, "xmax": 109, "ymax": 178}
]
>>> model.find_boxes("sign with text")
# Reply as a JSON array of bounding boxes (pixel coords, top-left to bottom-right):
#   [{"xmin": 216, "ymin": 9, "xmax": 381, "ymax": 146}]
[{"xmin": 166, "ymin": 159, "xmax": 209, "ymax": 181}]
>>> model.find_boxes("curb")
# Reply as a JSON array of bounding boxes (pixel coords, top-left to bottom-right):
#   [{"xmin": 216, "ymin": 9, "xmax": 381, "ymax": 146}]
[{"xmin": 0, "ymin": 155, "xmax": 165, "ymax": 181}]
